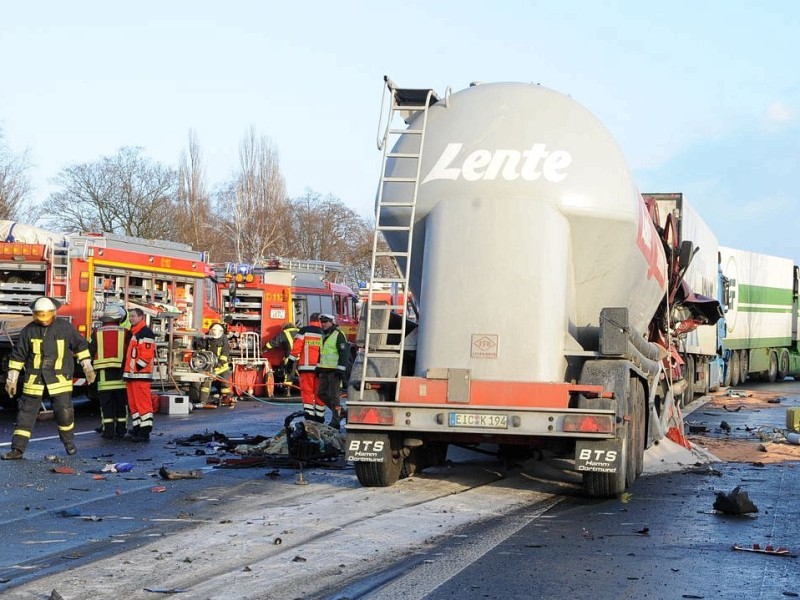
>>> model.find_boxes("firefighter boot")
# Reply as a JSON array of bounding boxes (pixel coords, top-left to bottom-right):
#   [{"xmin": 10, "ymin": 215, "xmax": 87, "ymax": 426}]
[
  {"xmin": 329, "ymin": 406, "xmax": 346, "ymax": 431},
  {"xmin": 2, "ymin": 448, "xmax": 24, "ymax": 460},
  {"xmin": 64, "ymin": 440, "xmax": 77, "ymax": 456},
  {"xmin": 134, "ymin": 425, "xmax": 152, "ymax": 443}
]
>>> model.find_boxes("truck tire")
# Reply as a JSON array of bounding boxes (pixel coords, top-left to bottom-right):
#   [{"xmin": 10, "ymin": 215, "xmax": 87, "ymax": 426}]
[
  {"xmin": 777, "ymin": 349, "xmax": 790, "ymax": 381},
  {"xmin": 631, "ymin": 377, "xmax": 645, "ymax": 479},
  {"xmin": 402, "ymin": 441, "xmax": 448, "ymax": 477},
  {"xmin": 354, "ymin": 434, "xmax": 403, "ymax": 487},
  {"xmin": 730, "ymin": 352, "xmax": 740, "ymax": 387},
  {"xmin": 583, "ymin": 376, "xmax": 643, "ymax": 497},
  {"xmin": 739, "ymin": 350, "xmax": 749, "ymax": 384},
  {"xmin": 678, "ymin": 355, "xmax": 695, "ymax": 407},
  {"xmin": 767, "ymin": 351, "xmax": 778, "ymax": 383}
]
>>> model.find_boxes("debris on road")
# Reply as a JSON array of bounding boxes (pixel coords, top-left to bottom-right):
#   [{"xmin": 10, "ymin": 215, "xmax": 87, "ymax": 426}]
[
  {"xmin": 732, "ymin": 543, "xmax": 798, "ymax": 557},
  {"xmin": 98, "ymin": 462, "xmax": 134, "ymax": 473},
  {"xmin": 51, "ymin": 466, "xmax": 77, "ymax": 475},
  {"xmin": 158, "ymin": 466, "xmax": 203, "ymax": 480},
  {"xmin": 713, "ymin": 486, "xmax": 758, "ymax": 515}
]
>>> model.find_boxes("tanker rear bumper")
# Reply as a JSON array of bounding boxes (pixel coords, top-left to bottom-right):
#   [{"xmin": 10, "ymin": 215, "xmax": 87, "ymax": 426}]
[{"xmin": 345, "ymin": 401, "xmax": 617, "ymax": 440}]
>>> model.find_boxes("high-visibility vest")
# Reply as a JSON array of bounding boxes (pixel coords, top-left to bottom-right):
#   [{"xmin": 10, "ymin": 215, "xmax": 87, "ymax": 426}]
[
  {"xmin": 318, "ymin": 327, "xmax": 348, "ymax": 372},
  {"xmin": 289, "ymin": 322, "xmax": 323, "ymax": 371},
  {"xmin": 92, "ymin": 325, "xmax": 129, "ymax": 391}
]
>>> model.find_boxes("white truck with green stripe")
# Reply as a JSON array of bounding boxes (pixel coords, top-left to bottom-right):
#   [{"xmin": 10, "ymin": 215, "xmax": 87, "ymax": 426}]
[{"xmin": 720, "ymin": 246, "xmax": 800, "ymax": 384}]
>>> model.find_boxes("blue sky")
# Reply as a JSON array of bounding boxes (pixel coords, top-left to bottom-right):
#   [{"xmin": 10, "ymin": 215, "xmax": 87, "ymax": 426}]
[{"xmin": 2, "ymin": 1, "xmax": 799, "ymax": 262}]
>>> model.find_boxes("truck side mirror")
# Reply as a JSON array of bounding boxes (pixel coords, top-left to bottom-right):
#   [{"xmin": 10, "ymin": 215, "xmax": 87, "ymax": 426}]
[{"xmin": 679, "ymin": 240, "xmax": 695, "ymax": 269}]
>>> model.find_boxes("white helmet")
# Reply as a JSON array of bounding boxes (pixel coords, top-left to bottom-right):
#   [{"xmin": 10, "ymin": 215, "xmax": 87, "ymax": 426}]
[
  {"xmin": 101, "ymin": 304, "xmax": 127, "ymax": 323},
  {"xmin": 31, "ymin": 297, "xmax": 59, "ymax": 326},
  {"xmin": 209, "ymin": 323, "xmax": 225, "ymax": 339},
  {"xmin": 33, "ymin": 297, "xmax": 58, "ymax": 312}
]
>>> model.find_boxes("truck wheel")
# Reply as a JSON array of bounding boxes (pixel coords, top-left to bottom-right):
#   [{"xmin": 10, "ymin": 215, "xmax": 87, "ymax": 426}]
[
  {"xmin": 402, "ymin": 442, "xmax": 448, "ymax": 477},
  {"xmin": 778, "ymin": 349, "xmax": 790, "ymax": 381},
  {"xmin": 739, "ymin": 350, "xmax": 749, "ymax": 384},
  {"xmin": 679, "ymin": 355, "xmax": 695, "ymax": 407},
  {"xmin": 630, "ymin": 377, "xmax": 645, "ymax": 478},
  {"xmin": 730, "ymin": 352, "xmax": 740, "ymax": 387},
  {"xmin": 354, "ymin": 434, "xmax": 403, "ymax": 487},
  {"xmin": 583, "ymin": 376, "xmax": 641, "ymax": 497},
  {"xmin": 767, "ymin": 351, "xmax": 778, "ymax": 383}
]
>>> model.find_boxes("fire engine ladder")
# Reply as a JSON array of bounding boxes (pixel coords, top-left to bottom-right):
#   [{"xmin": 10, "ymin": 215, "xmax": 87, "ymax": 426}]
[
  {"xmin": 47, "ymin": 242, "xmax": 71, "ymax": 305},
  {"xmin": 359, "ymin": 77, "xmax": 439, "ymax": 401}
]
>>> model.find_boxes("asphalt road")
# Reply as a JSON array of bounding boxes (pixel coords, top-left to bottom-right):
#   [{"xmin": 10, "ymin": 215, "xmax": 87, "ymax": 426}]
[
  {"xmin": 327, "ymin": 380, "xmax": 800, "ymax": 600},
  {"xmin": 0, "ymin": 395, "xmax": 305, "ymax": 588},
  {"xmin": 3, "ymin": 382, "xmax": 800, "ymax": 599}
]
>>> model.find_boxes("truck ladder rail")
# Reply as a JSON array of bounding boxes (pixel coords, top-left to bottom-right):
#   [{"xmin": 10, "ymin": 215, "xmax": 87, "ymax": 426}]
[
  {"xmin": 360, "ymin": 77, "xmax": 438, "ymax": 401},
  {"xmin": 47, "ymin": 242, "xmax": 71, "ymax": 305}
]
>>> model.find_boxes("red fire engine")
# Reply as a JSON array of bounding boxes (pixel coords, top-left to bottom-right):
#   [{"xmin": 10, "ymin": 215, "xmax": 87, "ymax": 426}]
[
  {"xmin": 215, "ymin": 258, "xmax": 359, "ymax": 396},
  {"xmin": 0, "ymin": 222, "xmax": 219, "ymax": 409}
]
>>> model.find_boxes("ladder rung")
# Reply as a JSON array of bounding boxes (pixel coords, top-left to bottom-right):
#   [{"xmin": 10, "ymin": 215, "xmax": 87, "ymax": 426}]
[
  {"xmin": 377, "ymin": 226, "xmax": 412, "ymax": 232},
  {"xmin": 366, "ymin": 304, "xmax": 405, "ymax": 311},
  {"xmin": 378, "ymin": 201, "xmax": 415, "ymax": 208},
  {"xmin": 367, "ymin": 329, "xmax": 403, "ymax": 336},
  {"xmin": 382, "ymin": 176, "xmax": 417, "ymax": 183},
  {"xmin": 393, "ymin": 103, "xmax": 429, "ymax": 111},
  {"xmin": 386, "ymin": 152, "xmax": 421, "ymax": 159},
  {"xmin": 363, "ymin": 376, "xmax": 402, "ymax": 383},
  {"xmin": 389, "ymin": 128, "xmax": 422, "ymax": 135},
  {"xmin": 364, "ymin": 351, "xmax": 402, "ymax": 359},
  {"xmin": 372, "ymin": 277, "xmax": 406, "ymax": 283},
  {"xmin": 375, "ymin": 251, "xmax": 408, "ymax": 257}
]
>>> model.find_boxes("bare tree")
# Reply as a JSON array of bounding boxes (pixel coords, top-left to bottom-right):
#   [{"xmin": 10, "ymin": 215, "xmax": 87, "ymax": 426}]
[
  {"xmin": 0, "ymin": 129, "xmax": 32, "ymax": 221},
  {"xmin": 287, "ymin": 190, "xmax": 376, "ymax": 286},
  {"xmin": 175, "ymin": 131, "xmax": 229, "ymax": 259},
  {"xmin": 217, "ymin": 127, "xmax": 289, "ymax": 263},
  {"xmin": 46, "ymin": 147, "xmax": 178, "ymax": 238}
]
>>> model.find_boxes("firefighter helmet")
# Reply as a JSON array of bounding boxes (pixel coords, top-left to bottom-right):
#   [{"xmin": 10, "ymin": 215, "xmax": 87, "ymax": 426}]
[
  {"xmin": 101, "ymin": 304, "xmax": 127, "ymax": 323},
  {"xmin": 31, "ymin": 297, "xmax": 60, "ymax": 326},
  {"xmin": 209, "ymin": 323, "xmax": 225, "ymax": 339}
]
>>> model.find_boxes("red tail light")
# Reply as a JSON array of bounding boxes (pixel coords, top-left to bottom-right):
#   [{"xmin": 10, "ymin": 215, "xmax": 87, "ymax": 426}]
[
  {"xmin": 563, "ymin": 414, "xmax": 614, "ymax": 433},
  {"xmin": 348, "ymin": 406, "xmax": 395, "ymax": 425}
]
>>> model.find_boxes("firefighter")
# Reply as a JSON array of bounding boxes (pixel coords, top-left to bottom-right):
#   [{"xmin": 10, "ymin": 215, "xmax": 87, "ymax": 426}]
[
  {"xmin": 123, "ymin": 307, "xmax": 156, "ymax": 442},
  {"xmin": 264, "ymin": 321, "xmax": 299, "ymax": 397},
  {"xmin": 89, "ymin": 304, "xmax": 130, "ymax": 440},
  {"xmin": 286, "ymin": 312, "xmax": 325, "ymax": 422},
  {"xmin": 316, "ymin": 313, "xmax": 349, "ymax": 430},
  {"xmin": 2, "ymin": 297, "xmax": 95, "ymax": 460},
  {"xmin": 191, "ymin": 322, "xmax": 232, "ymax": 407}
]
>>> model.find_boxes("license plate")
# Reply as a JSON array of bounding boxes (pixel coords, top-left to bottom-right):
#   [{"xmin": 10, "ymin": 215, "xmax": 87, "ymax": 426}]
[{"xmin": 449, "ymin": 412, "xmax": 508, "ymax": 429}]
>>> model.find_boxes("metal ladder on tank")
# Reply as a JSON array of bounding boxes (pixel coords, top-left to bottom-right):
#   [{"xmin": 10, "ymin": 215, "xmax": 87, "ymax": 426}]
[{"xmin": 358, "ymin": 77, "xmax": 439, "ymax": 401}]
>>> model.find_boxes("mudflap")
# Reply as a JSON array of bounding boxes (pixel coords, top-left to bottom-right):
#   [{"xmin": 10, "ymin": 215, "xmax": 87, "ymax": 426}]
[
  {"xmin": 346, "ymin": 432, "xmax": 391, "ymax": 463},
  {"xmin": 574, "ymin": 438, "xmax": 624, "ymax": 474}
]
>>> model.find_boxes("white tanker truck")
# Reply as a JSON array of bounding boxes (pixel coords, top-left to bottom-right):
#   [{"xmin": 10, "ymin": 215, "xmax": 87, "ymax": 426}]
[{"xmin": 346, "ymin": 78, "xmax": 720, "ymax": 497}]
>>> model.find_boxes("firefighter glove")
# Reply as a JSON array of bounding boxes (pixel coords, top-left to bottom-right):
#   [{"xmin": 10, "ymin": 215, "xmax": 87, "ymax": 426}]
[
  {"xmin": 5, "ymin": 370, "xmax": 19, "ymax": 397},
  {"xmin": 81, "ymin": 359, "xmax": 97, "ymax": 385}
]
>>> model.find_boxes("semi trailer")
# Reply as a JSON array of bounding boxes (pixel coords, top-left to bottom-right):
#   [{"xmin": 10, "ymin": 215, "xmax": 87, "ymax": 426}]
[{"xmin": 346, "ymin": 78, "xmax": 720, "ymax": 497}]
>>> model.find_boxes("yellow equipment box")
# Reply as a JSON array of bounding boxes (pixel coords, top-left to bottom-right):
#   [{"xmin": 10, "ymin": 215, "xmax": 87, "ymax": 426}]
[{"xmin": 786, "ymin": 407, "xmax": 800, "ymax": 432}]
